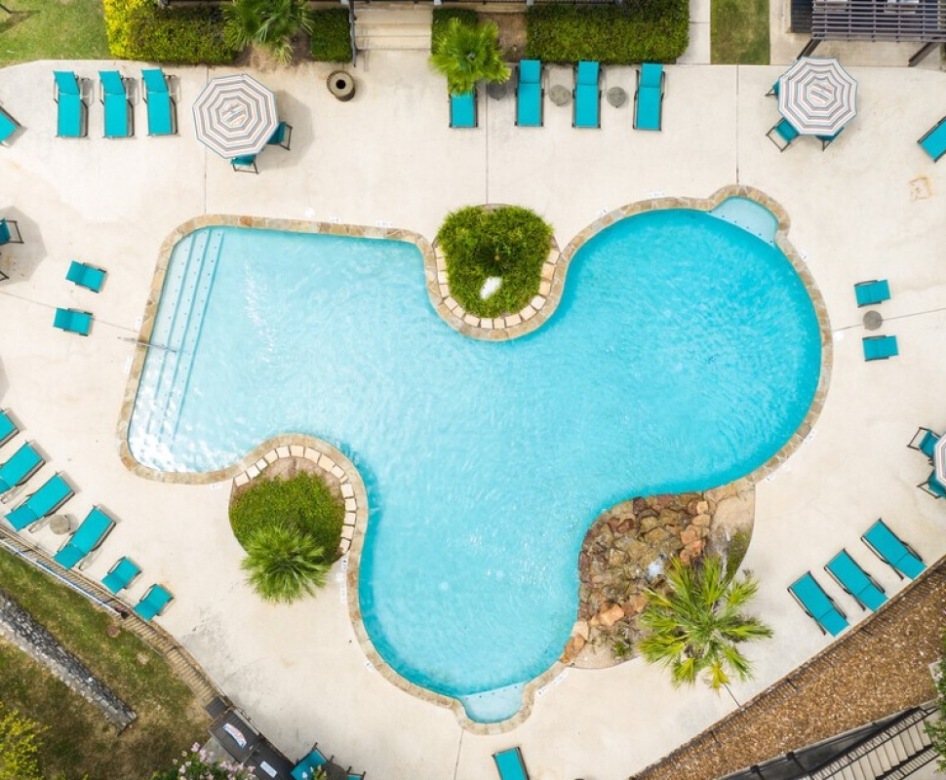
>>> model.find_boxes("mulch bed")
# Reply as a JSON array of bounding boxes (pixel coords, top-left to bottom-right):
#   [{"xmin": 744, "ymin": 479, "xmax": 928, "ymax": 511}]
[{"xmin": 630, "ymin": 560, "xmax": 946, "ymax": 780}]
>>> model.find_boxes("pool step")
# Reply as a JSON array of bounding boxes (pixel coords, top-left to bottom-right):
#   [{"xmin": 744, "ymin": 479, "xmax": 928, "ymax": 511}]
[
  {"xmin": 354, "ymin": 7, "xmax": 432, "ymax": 51},
  {"xmin": 137, "ymin": 229, "xmax": 225, "ymax": 443}
]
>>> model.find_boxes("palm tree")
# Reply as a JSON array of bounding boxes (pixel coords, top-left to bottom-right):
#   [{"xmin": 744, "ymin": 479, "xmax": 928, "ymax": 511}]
[
  {"xmin": 241, "ymin": 526, "xmax": 329, "ymax": 603},
  {"xmin": 429, "ymin": 18, "xmax": 510, "ymax": 97},
  {"xmin": 636, "ymin": 555, "xmax": 773, "ymax": 693},
  {"xmin": 223, "ymin": 0, "xmax": 315, "ymax": 65}
]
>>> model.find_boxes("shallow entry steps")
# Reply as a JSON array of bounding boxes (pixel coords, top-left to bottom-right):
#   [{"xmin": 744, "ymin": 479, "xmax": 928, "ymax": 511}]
[{"xmin": 137, "ymin": 228, "xmax": 225, "ymax": 440}]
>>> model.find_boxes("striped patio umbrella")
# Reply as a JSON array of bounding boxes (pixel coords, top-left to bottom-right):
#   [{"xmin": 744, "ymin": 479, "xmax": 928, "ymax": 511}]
[
  {"xmin": 777, "ymin": 57, "xmax": 857, "ymax": 136},
  {"xmin": 192, "ymin": 74, "xmax": 278, "ymax": 159}
]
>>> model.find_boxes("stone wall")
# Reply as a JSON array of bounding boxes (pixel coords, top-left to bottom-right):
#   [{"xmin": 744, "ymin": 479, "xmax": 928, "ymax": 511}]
[{"xmin": 0, "ymin": 588, "xmax": 136, "ymax": 731}]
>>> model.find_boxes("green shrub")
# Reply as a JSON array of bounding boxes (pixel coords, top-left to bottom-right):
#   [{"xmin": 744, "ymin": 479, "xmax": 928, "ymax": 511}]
[
  {"xmin": 241, "ymin": 526, "xmax": 330, "ymax": 604},
  {"xmin": 437, "ymin": 205, "xmax": 553, "ymax": 318},
  {"xmin": 230, "ymin": 472, "xmax": 344, "ymax": 562},
  {"xmin": 0, "ymin": 703, "xmax": 45, "ymax": 780},
  {"xmin": 725, "ymin": 528, "xmax": 752, "ymax": 581},
  {"xmin": 104, "ymin": 0, "xmax": 236, "ymax": 64},
  {"xmin": 431, "ymin": 8, "xmax": 478, "ymax": 55},
  {"xmin": 223, "ymin": 0, "xmax": 314, "ymax": 65},
  {"xmin": 311, "ymin": 8, "xmax": 353, "ymax": 62},
  {"xmin": 525, "ymin": 3, "xmax": 689, "ymax": 64}
]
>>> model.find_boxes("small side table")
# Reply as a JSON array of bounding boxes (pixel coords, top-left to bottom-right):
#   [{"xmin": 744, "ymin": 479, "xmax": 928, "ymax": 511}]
[
  {"xmin": 49, "ymin": 515, "xmax": 72, "ymax": 535},
  {"xmin": 549, "ymin": 85, "xmax": 571, "ymax": 106},
  {"xmin": 863, "ymin": 310, "xmax": 883, "ymax": 331},
  {"xmin": 607, "ymin": 87, "xmax": 628, "ymax": 108}
]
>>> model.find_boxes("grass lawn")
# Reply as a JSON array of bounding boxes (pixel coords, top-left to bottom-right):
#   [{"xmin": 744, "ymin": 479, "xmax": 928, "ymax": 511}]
[
  {"xmin": 711, "ymin": 0, "xmax": 770, "ymax": 64},
  {"xmin": 0, "ymin": 551, "xmax": 209, "ymax": 780},
  {"xmin": 0, "ymin": 0, "xmax": 109, "ymax": 67}
]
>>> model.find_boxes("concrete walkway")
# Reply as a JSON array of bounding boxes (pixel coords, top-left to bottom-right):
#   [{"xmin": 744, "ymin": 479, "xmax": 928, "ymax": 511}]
[{"xmin": 1, "ymin": 55, "xmax": 946, "ymax": 780}]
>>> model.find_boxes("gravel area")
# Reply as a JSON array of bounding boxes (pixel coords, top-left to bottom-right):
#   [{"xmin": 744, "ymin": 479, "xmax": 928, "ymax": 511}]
[{"xmin": 630, "ymin": 560, "xmax": 946, "ymax": 780}]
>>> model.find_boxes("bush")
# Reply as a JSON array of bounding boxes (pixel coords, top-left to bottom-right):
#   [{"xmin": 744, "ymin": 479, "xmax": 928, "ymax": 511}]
[
  {"xmin": 231, "ymin": 472, "xmax": 344, "ymax": 561},
  {"xmin": 104, "ymin": 0, "xmax": 237, "ymax": 64},
  {"xmin": 311, "ymin": 8, "xmax": 353, "ymax": 62},
  {"xmin": 437, "ymin": 205, "xmax": 553, "ymax": 318},
  {"xmin": 0, "ymin": 703, "xmax": 44, "ymax": 780},
  {"xmin": 525, "ymin": 3, "xmax": 689, "ymax": 64},
  {"xmin": 431, "ymin": 8, "xmax": 478, "ymax": 55},
  {"xmin": 241, "ymin": 526, "xmax": 330, "ymax": 603}
]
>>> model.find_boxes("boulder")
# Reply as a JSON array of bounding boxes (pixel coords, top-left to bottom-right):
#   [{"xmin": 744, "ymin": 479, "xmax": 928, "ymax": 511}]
[
  {"xmin": 696, "ymin": 500, "xmax": 710, "ymax": 514},
  {"xmin": 560, "ymin": 634, "xmax": 586, "ymax": 664},
  {"xmin": 692, "ymin": 513, "xmax": 712, "ymax": 527},
  {"xmin": 623, "ymin": 593, "xmax": 649, "ymax": 615},
  {"xmin": 680, "ymin": 525, "xmax": 703, "ymax": 545},
  {"xmin": 598, "ymin": 603, "xmax": 625, "ymax": 627},
  {"xmin": 573, "ymin": 620, "xmax": 590, "ymax": 641}
]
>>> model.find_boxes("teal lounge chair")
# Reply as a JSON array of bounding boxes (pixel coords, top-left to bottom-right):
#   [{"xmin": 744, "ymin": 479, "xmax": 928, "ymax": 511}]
[
  {"xmin": 99, "ymin": 71, "xmax": 133, "ymax": 139},
  {"xmin": 231, "ymin": 154, "xmax": 258, "ymax": 174},
  {"xmin": 767, "ymin": 117, "xmax": 800, "ymax": 151},
  {"xmin": 634, "ymin": 62, "xmax": 665, "ymax": 131},
  {"xmin": 493, "ymin": 747, "xmax": 530, "ymax": 780},
  {"xmin": 0, "ymin": 442, "xmax": 43, "ymax": 494},
  {"xmin": 908, "ymin": 426, "xmax": 939, "ymax": 460},
  {"xmin": 53, "ymin": 308, "xmax": 93, "ymax": 336},
  {"xmin": 862, "ymin": 519, "xmax": 925, "ymax": 579},
  {"xmin": 66, "ymin": 260, "xmax": 106, "ymax": 292},
  {"xmin": 919, "ymin": 470, "xmax": 946, "ymax": 500},
  {"xmin": 53, "ymin": 71, "xmax": 89, "ymax": 139},
  {"xmin": 291, "ymin": 745, "xmax": 331, "ymax": 780},
  {"xmin": 854, "ymin": 279, "xmax": 890, "ymax": 307},
  {"xmin": 346, "ymin": 771, "xmax": 365, "ymax": 780},
  {"xmin": 862, "ymin": 335, "xmax": 898, "ymax": 361},
  {"xmin": 449, "ymin": 90, "xmax": 477, "ymax": 129},
  {"xmin": 102, "ymin": 556, "xmax": 141, "ymax": 594},
  {"xmin": 134, "ymin": 583, "xmax": 174, "ymax": 620},
  {"xmin": 141, "ymin": 68, "xmax": 176, "ymax": 136},
  {"xmin": 267, "ymin": 121, "xmax": 292, "ymax": 150},
  {"xmin": 573, "ymin": 61, "xmax": 600, "ymax": 129},
  {"xmin": 0, "ymin": 218, "xmax": 22, "ymax": 245},
  {"xmin": 53, "ymin": 507, "xmax": 115, "ymax": 570},
  {"xmin": 5, "ymin": 473, "xmax": 73, "ymax": 531},
  {"xmin": 0, "ymin": 105, "xmax": 20, "ymax": 145},
  {"xmin": 825, "ymin": 550, "xmax": 887, "ymax": 611},
  {"xmin": 788, "ymin": 572, "xmax": 848, "ymax": 636},
  {"xmin": 918, "ymin": 115, "xmax": 946, "ymax": 162},
  {"xmin": 0, "ymin": 409, "xmax": 17, "ymax": 448},
  {"xmin": 516, "ymin": 60, "xmax": 543, "ymax": 128}
]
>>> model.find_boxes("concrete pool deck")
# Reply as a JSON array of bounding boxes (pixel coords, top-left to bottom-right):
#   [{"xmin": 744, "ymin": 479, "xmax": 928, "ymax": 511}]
[{"xmin": 1, "ymin": 54, "xmax": 946, "ymax": 779}]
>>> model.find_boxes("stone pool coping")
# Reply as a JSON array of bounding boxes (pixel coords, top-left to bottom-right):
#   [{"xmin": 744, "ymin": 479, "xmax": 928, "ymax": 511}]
[{"xmin": 114, "ymin": 185, "xmax": 832, "ymax": 733}]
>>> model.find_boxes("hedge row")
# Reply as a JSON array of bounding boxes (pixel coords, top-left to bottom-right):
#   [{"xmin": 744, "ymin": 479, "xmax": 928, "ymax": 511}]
[
  {"xmin": 311, "ymin": 8, "xmax": 353, "ymax": 63},
  {"xmin": 525, "ymin": 3, "xmax": 688, "ymax": 64},
  {"xmin": 104, "ymin": 0, "xmax": 236, "ymax": 64}
]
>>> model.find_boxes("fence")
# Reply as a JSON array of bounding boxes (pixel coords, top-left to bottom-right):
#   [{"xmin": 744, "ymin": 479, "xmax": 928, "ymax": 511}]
[{"xmin": 0, "ymin": 525, "xmax": 223, "ymax": 708}]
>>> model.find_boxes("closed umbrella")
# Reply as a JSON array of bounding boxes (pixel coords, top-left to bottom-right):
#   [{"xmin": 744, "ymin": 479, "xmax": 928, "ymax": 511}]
[
  {"xmin": 778, "ymin": 57, "xmax": 857, "ymax": 136},
  {"xmin": 192, "ymin": 74, "xmax": 278, "ymax": 159}
]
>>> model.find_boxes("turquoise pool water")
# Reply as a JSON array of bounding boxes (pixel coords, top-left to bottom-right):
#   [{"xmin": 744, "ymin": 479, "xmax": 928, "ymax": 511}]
[{"xmin": 127, "ymin": 205, "xmax": 821, "ymax": 722}]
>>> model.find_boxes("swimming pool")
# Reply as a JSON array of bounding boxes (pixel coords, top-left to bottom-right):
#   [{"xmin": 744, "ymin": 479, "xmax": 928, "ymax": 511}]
[{"xmin": 127, "ymin": 204, "xmax": 822, "ymax": 722}]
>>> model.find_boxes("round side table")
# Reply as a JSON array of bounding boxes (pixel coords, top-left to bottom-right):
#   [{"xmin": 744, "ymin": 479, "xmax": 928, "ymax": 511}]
[
  {"xmin": 49, "ymin": 515, "xmax": 72, "ymax": 535},
  {"xmin": 863, "ymin": 310, "xmax": 883, "ymax": 331},
  {"xmin": 549, "ymin": 85, "xmax": 571, "ymax": 106},
  {"xmin": 607, "ymin": 87, "xmax": 628, "ymax": 108}
]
